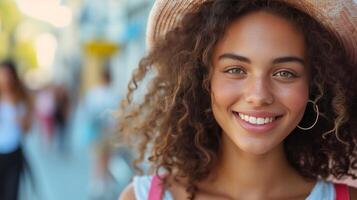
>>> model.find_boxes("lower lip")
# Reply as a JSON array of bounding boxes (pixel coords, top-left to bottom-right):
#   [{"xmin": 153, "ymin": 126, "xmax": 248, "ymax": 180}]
[{"xmin": 233, "ymin": 113, "xmax": 281, "ymax": 133}]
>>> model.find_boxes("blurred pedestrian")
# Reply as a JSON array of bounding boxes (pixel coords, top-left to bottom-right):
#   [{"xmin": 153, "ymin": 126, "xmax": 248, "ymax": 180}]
[
  {"xmin": 0, "ymin": 60, "xmax": 33, "ymax": 200},
  {"xmin": 81, "ymin": 66, "xmax": 121, "ymax": 199},
  {"xmin": 53, "ymin": 84, "xmax": 71, "ymax": 153},
  {"xmin": 35, "ymin": 84, "xmax": 56, "ymax": 145}
]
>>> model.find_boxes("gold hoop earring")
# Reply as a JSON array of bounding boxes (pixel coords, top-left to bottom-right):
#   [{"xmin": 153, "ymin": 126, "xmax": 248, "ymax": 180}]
[{"xmin": 297, "ymin": 100, "xmax": 319, "ymax": 131}]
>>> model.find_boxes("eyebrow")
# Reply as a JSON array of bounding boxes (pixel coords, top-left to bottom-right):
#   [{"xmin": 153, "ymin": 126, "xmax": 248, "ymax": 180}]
[{"xmin": 218, "ymin": 53, "xmax": 305, "ymax": 65}]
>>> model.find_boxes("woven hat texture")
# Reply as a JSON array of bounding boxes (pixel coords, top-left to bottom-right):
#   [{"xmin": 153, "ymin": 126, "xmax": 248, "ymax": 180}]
[{"xmin": 146, "ymin": 0, "xmax": 357, "ymax": 63}]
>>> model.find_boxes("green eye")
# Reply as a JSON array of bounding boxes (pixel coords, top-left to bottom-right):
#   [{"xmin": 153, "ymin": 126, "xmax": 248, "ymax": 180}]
[
  {"xmin": 274, "ymin": 71, "xmax": 296, "ymax": 78},
  {"xmin": 225, "ymin": 67, "xmax": 246, "ymax": 74}
]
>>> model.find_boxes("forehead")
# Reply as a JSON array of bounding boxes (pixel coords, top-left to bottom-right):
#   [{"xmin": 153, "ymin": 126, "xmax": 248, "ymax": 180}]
[
  {"xmin": 213, "ymin": 11, "xmax": 305, "ymax": 60},
  {"xmin": 0, "ymin": 67, "xmax": 8, "ymax": 73},
  {"xmin": 0, "ymin": 66, "xmax": 10, "ymax": 73},
  {"xmin": 0, "ymin": 66, "xmax": 13, "ymax": 78}
]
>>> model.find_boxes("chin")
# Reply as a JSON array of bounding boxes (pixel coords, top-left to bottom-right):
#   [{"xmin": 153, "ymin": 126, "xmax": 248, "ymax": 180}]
[
  {"xmin": 242, "ymin": 147, "xmax": 272, "ymax": 155},
  {"xmin": 237, "ymin": 141, "xmax": 279, "ymax": 155}
]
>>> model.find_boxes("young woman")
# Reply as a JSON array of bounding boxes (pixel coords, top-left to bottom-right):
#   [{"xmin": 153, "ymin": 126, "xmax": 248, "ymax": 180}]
[
  {"xmin": 0, "ymin": 60, "xmax": 33, "ymax": 200},
  {"xmin": 118, "ymin": 0, "xmax": 357, "ymax": 199}
]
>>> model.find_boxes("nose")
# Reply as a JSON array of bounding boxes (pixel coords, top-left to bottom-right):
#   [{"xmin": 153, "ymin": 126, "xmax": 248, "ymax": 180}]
[{"xmin": 244, "ymin": 76, "xmax": 274, "ymax": 107}]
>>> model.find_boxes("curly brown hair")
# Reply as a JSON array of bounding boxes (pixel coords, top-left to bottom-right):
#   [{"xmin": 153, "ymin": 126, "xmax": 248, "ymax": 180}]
[{"xmin": 117, "ymin": 0, "xmax": 357, "ymax": 198}]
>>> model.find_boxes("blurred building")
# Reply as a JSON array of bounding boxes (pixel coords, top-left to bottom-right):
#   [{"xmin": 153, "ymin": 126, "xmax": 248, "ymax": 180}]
[
  {"xmin": 1, "ymin": 1, "xmax": 153, "ymax": 200},
  {"xmin": 61, "ymin": 0, "xmax": 153, "ymax": 99},
  {"xmin": 1, "ymin": 0, "xmax": 153, "ymax": 97}
]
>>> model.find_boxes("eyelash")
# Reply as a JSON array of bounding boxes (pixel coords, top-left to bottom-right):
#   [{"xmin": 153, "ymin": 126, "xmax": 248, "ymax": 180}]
[
  {"xmin": 223, "ymin": 67, "xmax": 298, "ymax": 79},
  {"xmin": 273, "ymin": 70, "xmax": 297, "ymax": 78},
  {"xmin": 224, "ymin": 67, "xmax": 246, "ymax": 74}
]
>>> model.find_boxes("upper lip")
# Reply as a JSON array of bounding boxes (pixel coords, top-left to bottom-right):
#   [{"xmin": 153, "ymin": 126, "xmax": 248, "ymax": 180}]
[{"xmin": 232, "ymin": 111, "xmax": 283, "ymax": 118}]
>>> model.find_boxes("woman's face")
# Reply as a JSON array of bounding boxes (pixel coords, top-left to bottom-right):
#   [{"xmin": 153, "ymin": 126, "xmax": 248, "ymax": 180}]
[
  {"xmin": 0, "ymin": 66, "xmax": 14, "ymax": 93},
  {"xmin": 211, "ymin": 11, "xmax": 309, "ymax": 155}
]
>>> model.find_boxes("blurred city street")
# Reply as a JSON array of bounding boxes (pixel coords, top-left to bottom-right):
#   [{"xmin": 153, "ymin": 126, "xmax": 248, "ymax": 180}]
[
  {"xmin": 23, "ymin": 136, "xmax": 89, "ymax": 200},
  {"xmin": 21, "ymin": 105, "xmax": 133, "ymax": 200},
  {"xmin": 1, "ymin": 0, "xmax": 151, "ymax": 199},
  {"xmin": 22, "ymin": 118, "xmax": 90, "ymax": 200}
]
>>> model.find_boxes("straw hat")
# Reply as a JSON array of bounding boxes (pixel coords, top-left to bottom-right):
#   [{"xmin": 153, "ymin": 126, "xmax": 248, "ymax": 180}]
[{"xmin": 146, "ymin": 0, "xmax": 357, "ymax": 63}]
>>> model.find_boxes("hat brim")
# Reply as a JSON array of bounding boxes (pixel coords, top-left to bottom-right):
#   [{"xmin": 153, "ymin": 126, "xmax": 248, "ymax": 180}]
[{"xmin": 147, "ymin": 0, "xmax": 357, "ymax": 63}]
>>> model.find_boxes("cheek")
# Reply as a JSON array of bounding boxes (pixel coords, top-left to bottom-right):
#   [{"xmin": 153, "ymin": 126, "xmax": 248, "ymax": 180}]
[
  {"xmin": 0, "ymin": 73, "xmax": 11, "ymax": 85},
  {"xmin": 0, "ymin": 76, "xmax": 7, "ymax": 87},
  {"xmin": 211, "ymin": 76, "xmax": 244, "ymax": 109},
  {"xmin": 276, "ymin": 82, "xmax": 309, "ymax": 116}
]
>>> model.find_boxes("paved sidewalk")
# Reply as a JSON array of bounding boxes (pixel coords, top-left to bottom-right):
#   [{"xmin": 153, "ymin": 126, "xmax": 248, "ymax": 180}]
[
  {"xmin": 20, "ymin": 105, "xmax": 133, "ymax": 200},
  {"xmin": 21, "ymin": 125, "xmax": 91, "ymax": 200}
]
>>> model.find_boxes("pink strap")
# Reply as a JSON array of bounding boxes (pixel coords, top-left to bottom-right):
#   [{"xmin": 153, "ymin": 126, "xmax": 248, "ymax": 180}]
[
  {"xmin": 334, "ymin": 183, "xmax": 350, "ymax": 200},
  {"xmin": 148, "ymin": 175, "xmax": 164, "ymax": 200}
]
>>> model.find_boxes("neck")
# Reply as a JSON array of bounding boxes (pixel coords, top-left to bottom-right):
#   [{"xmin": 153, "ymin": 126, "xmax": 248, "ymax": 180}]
[{"xmin": 198, "ymin": 133, "xmax": 314, "ymax": 199}]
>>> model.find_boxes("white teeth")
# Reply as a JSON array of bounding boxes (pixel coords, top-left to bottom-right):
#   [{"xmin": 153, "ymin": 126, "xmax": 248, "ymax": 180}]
[
  {"xmin": 264, "ymin": 117, "xmax": 270, "ymax": 123},
  {"xmin": 249, "ymin": 116, "xmax": 256, "ymax": 124},
  {"xmin": 244, "ymin": 115, "xmax": 249, "ymax": 121},
  {"xmin": 237, "ymin": 113, "xmax": 276, "ymax": 125},
  {"xmin": 257, "ymin": 118, "xmax": 265, "ymax": 125}
]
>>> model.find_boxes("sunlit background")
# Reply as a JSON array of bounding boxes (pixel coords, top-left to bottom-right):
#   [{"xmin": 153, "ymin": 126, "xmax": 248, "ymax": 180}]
[{"xmin": 0, "ymin": 0, "xmax": 153, "ymax": 199}]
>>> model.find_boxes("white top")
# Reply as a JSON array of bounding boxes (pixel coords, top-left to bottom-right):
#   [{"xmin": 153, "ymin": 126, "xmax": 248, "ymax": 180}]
[
  {"xmin": 0, "ymin": 101, "xmax": 25, "ymax": 153},
  {"xmin": 133, "ymin": 176, "xmax": 335, "ymax": 200}
]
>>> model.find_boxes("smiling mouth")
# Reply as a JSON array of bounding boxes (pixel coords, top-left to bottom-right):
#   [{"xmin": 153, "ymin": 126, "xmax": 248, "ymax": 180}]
[{"xmin": 232, "ymin": 111, "xmax": 283, "ymax": 125}]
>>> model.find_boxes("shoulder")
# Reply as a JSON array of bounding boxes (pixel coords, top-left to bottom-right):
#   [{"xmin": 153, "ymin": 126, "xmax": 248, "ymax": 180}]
[
  {"xmin": 119, "ymin": 176, "xmax": 154, "ymax": 200},
  {"xmin": 349, "ymin": 186, "xmax": 357, "ymax": 200},
  {"xmin": 119, "ymin": 183, "xmax": 136, "ymax": 200}
]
